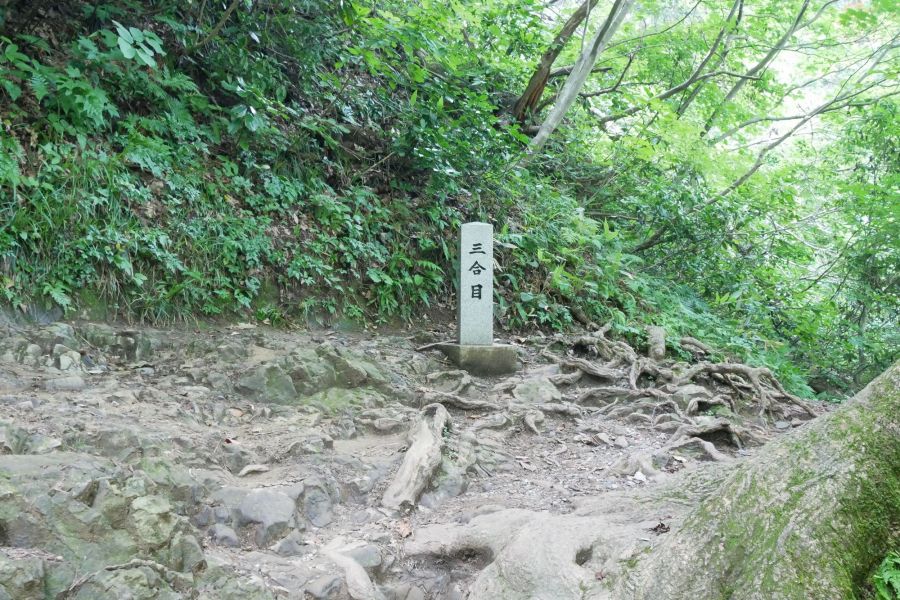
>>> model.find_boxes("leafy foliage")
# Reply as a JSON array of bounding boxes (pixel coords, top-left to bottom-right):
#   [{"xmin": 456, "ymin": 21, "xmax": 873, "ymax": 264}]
[
  {"xmin": 0, "ymin": 0, "xmax": 896, "ymax": 397},
  {"xmin": 873, "ymin": 551, "xmax": 900, "ymax": 600}
]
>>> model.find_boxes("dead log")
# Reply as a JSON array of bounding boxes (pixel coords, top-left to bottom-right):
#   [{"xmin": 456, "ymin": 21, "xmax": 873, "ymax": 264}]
[{"xmin": 382, "ymin": 403, "xmax": 450, "ymax": 511}]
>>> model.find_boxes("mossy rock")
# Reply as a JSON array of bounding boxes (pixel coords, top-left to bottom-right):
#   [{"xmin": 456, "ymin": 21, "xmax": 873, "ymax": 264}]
[
  {"xmin": 303, "ymin": 387, "xmax": 388, "ymax": 414},
  {"xmin": 235, "ymin": 363, "xmax": 297, "ymax": 404}
]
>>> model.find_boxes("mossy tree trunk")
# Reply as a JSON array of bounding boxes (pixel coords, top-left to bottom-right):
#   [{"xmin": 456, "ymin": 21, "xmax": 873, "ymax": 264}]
[{"xmin": 613, "ymin": 361, "xmax": 900, "ymax": 599}]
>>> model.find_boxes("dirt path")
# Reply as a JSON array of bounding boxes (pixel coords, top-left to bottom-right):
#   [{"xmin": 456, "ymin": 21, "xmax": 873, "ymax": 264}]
[{"xmin": 0, "ymin": 320, "xmax": 819, "ymax": 599}]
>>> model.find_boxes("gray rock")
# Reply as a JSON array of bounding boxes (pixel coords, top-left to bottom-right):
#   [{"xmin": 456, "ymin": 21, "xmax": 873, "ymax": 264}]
[
  {"xmin": 305, "ymin": 573, "xmax": 344, "ymax": 599},
  {"xmin": 383, "ymin": 584, "xmax": 426, "ymax": 600},
  {"xmin": 210, "ymin": 523, "xmax": 240, "ymax": 547},
  {"xmin": 19, "ymin": 344, "xmax": 42, "ymax": 367},
  {"xmin": 284, "ymin": 347, "xmax": 337, "ymax": 395},
  {"xmin": 672, "ymin": 384, "xmax": 713, "ymax": 409},
  {"xmin": 206, "ymin": 371, "xmax": 229, "ymax": 390},
  {"xmin": 221, "ymin": 442, "xmax": 260, "ymax": 474},
  {"xmin": 238, "ymin": 489, "xmax": 297, "ymax": 546},
  {"xmin": 345, "ymin": 544, "xmax": 382, "ymax": 570},
  {"xmin": 774, "ymin": 420, "xmax": 791, "ymax": 430},
  {"xmin": 594, "ymin": 432, "xmax": 614, "ymax": 446},
  {"xmin": 44, "ymin": 375, "xmax": 85, "ymax": 392},
  {"xmin": 0, "ymin": 553, "xmax": 46, "ymax": 600},
  {"xmin": 512, "ymin": 379, "xmax": 561, "ymax": 404},
  {"xmin": 614, "ymin": 436, "xmax": 630, "ymax": 449},
  {"xmin": 58, "ymin": 352, "xmax": 80, "ymax": 371},
  {"xmin": 235, "ymin": 364, "xmax": 297, "ymax": 404},
  {"xmin": 129, "ymin": 495, "xmax": 180, "ymax": 548},
  {"xmin": 271, "ymin": 530, "xmax": 308, "ymax": 556},
  {"xmin": 302, "ymin": 479, "xmax": 334, "ymax": 527}
]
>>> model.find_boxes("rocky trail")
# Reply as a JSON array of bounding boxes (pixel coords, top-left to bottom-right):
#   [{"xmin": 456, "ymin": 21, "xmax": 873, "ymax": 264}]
[{"xmin": 0, "ymin": 319, "xmax": 825, "ymax": 599}]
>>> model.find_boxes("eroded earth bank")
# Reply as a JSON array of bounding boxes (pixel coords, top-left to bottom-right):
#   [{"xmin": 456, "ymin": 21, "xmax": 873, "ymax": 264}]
[{"xmin": 0, "ymin": 320, "xmax": 896, "ymax": 599}]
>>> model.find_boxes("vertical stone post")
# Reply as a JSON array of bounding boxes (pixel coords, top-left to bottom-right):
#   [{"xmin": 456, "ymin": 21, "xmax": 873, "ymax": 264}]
[{"xmin": 457, "ymin": 222, "xmax": 493, "ymax": 345}]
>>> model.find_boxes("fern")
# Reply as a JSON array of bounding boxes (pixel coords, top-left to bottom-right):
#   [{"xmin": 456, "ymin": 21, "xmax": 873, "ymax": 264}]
[
  {"xmin": 29, "ymin": 71, "xmax": 49, "ymax": 102},
  {"xmin": 874, "ymin": 552, "xmax": 900, "ymax": 600},
  {"xmin": 42, "ymin": 282, "xmax": 72, "ymax": 311}
]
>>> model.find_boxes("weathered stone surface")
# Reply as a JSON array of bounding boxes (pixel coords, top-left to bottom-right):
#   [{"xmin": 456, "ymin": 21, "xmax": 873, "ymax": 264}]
[
  {"xmin": 284, "ymin": 347, "xmax": 337, "ymax": 394},
  {"xmin": 129, "ymin": 495, "xmax": 180, "ymax": 548},
  {"xmin": 305, "ymin": 573, "xmax": 344, "ymax": 599},
  {"xmin": 305, "ymin": 387, "xmax": 387, "ymax": 414},
  {"xmin": 71, "ymin": 566, "xmax": 182, "ymax": 600},
  {"xmin": 512, "ymin": 379, "xmax": 561, "ymax": 404},
  {"xmin": 272, "ymin": 530, "xmax": 308, "ymax": 556},
  {"xmin": 44, "ymin": 375, "xmax": 85, "ymax": 392},
  {"xmin": 210, "ymin": 523, "xmax": 240, "ymax": 548},
  {"xmin": 235, "ymin": 364, "xmax": 297, "ymax": 404},
  {"xmin": 302, "ymin": 478, "xmax": 334, "ymax": 528},
  {"xmin": 437, "ymin": 344, "xmax": 519, "ymax": 376},
  {"xmin": 344, "ymin": 544, "xmax": 382, "ymax": 570},
  {"xmin": 0, "ymin": 553, "xmax": 46, "ymax": 600},
  {"xmin": 672, "ymin": 384, "xmax": 713, "ymax": 409},
  {"xmin": 238, "ymin": 489, "xmax": 297, "ymax": 546}
]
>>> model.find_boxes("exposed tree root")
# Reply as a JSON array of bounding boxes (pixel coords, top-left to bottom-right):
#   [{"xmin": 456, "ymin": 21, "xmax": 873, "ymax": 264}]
[
  {"xmin": 404, "ymin": 363, "xmax": 899, "ymax": 600},
  {"xmin": 674, "ymin": 361, "xmax": 819, "ymax": 418},
  {"xmin": 668, "ymin": 417, "xmax": 755, "ymax": 450},
  {"xmin": 382, "ymin": 403, "xmax": 450, "ymax": 511},
  {"xmin": 421, "ymin": 389, "xmax": 500, "ymax": 411}
]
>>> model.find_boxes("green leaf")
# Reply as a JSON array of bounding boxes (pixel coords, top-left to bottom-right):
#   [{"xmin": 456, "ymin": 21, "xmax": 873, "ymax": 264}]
[
  {"xmin": 1, "ymin": 79, "xmax": 21, "ymax": 101},
  {"xmin": 118, "ymin": 37, "xmax": 136, "ymax": 59},
  {"xmin": 113, "ymin": 21, "xmax": 133, "ymax": 43}
]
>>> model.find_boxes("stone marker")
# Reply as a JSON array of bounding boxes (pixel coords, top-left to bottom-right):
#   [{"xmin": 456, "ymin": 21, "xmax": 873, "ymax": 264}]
[
  {"xmin": 437, "ymin": 222, "xmax": 519, "ymax": 376},
  {"xmin": 458, "ymin": 222, "xmax": 493, "ymax": 345}
]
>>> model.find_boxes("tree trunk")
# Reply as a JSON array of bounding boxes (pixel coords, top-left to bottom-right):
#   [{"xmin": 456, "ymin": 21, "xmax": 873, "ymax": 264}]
[
  {"xmin": 528, "ymin": 0, "xmax": 633, "ymax": 153},
  {"xmin": 405, "ymin": 362, "xmax": 900, "ymax": 599},
  {"xmin": 511, "ymin": 0, "xmax": 600, "ymax": 123},
  {"xmin": 614, "ymin": 360, "xmax": 900, "ymax": 599}
]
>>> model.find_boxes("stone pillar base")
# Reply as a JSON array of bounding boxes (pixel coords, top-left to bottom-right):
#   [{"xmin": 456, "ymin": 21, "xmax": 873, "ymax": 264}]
[{"xmin": 436, "ymin": 343, "xmax": 520, "ymax": 376}]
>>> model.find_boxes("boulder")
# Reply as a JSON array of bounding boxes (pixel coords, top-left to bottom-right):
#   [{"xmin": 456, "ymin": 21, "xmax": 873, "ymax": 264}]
[
  {"xmin": 129, "ymin": 496, "xmax": 181, "ymax": 548},
  {"xmin": 237, "ymin": 489, "xmax": 297, "ymax": 546},
  {"xmin": 235, "ymin": 364, "xmax": 297, "ymax": 404}
]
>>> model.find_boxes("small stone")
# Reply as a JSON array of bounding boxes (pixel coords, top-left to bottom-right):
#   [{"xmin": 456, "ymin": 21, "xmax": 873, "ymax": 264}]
[
  {"xmin": 614, "ymin": 436, "xmax": 629, "ymax": 449},
  {"xmin": 791, "ymin": 418, "xmax": 803, "ymax": 428},
  {"xmin": 633, "ymin": 471, "xmax": 648, "ymax": 483},
  {"xmin": 774, "ymin": 420, "xmax": 791, "ymax": 430},
  {"xmin": 210, "ymin": 523, "xmax": 240, "ymax": 547}
]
